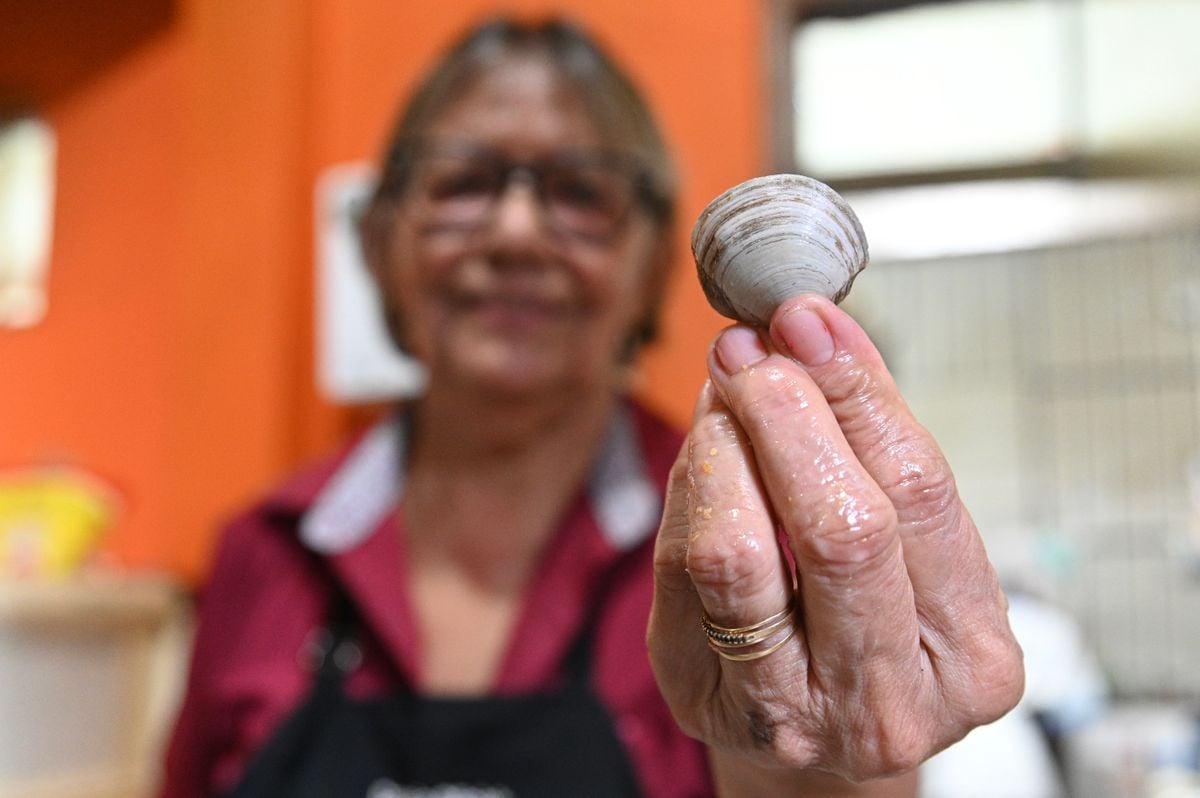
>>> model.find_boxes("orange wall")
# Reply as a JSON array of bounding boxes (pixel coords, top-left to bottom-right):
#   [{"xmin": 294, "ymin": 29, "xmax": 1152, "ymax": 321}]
[
  {"xmin": 0, "ymin": 0, "xmax": 764, "ymax": 583},
  {"xmin": 2, "ymin": 32, "xmax": 181, "ymax": 572}
]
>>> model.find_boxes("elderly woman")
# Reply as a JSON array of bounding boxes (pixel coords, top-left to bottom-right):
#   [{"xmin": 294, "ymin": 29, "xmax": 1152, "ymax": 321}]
[{"xmin": 161, "ymin": 17, "xmax": 1022, "ymax": 798}]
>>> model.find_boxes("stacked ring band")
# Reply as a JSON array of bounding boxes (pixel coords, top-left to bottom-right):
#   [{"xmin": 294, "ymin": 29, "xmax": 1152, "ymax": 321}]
[{"xmin": 701, "ymin": 603, "xmax": 796, "ymax": 662}]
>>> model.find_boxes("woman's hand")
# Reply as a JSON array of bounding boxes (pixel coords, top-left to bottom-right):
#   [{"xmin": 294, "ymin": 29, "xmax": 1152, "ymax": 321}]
[{"xmin": 647, "ymin": 295, "xmax": 1024, "ymax": 794}]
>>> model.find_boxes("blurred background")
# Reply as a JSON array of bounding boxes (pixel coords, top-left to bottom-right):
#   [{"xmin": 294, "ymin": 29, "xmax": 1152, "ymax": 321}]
[{"xmin": 1, "ymin": 0, "xmax": 1197, "ymax": 796}]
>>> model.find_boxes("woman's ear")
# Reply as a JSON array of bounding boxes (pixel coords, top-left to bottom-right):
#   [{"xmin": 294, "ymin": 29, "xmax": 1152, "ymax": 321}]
[
  {"xmin": 622, "ymin": 227, "xmax": 678, "ymax": 362},
  {"xmin": 644, "ymin": 230, "xmax": 679, "ymax": 334}
]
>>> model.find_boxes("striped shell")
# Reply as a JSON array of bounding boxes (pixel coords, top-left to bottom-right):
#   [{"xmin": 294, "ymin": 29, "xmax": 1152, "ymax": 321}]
[{"xmin": 691, "ymin": 174, "xmax": 869, "ymax": 327}]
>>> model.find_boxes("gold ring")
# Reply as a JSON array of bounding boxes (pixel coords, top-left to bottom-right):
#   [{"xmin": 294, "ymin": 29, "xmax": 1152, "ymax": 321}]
[
  {"xmin": 702, "ymin": 610, "xmax": 792, "ymax": 648},
  {"xmin": 701, "ymin": 602, "xmax": 795, "ymax": 661},
  {"xmin": 711, "ymin": 626, "xmax": 796, "ymax": 662}
]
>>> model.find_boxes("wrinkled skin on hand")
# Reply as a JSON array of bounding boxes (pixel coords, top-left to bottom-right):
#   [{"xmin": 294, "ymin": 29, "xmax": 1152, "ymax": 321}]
[{"xmin": 647, "ymin": 295, "xmax": 1024, "ymax": 788}]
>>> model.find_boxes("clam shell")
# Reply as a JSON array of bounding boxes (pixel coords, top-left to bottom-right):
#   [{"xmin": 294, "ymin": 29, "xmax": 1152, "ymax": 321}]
[{"xmin": 691, "ymin": 174, "xmax": 869, "ymax": 327}]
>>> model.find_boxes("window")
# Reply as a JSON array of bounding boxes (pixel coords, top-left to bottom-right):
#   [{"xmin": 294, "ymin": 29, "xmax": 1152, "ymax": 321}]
[{"xmin": 772, "ymin": 0, "xmax": 1200, "ymax": 187}]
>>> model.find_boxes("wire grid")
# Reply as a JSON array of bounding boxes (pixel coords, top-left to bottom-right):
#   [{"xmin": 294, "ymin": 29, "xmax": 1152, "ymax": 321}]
[{"xmin": 844, "ymin": 224, "xmax": 1200, "ymax": 698}]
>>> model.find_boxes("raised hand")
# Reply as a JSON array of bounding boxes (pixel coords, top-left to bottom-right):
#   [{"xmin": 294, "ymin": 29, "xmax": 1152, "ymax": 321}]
[{"xmin": 648, "ymin": 294, "xmax": 1023, "ymax": 794}]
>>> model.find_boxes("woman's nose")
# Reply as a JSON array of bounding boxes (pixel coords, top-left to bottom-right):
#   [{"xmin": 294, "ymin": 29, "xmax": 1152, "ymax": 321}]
[{"xmin": 486, "ymin": 181, "xmax": 547, "ymax": 245}]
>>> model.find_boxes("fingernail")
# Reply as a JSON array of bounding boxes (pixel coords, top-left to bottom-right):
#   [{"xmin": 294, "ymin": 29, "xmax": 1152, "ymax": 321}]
[
  {"xmin": 713, "ymin": 326, "xmax": 768, "ymax": 375},
  {"xmin": 775, "ymin": 306, "xmax": 834, "ymax": 366}
]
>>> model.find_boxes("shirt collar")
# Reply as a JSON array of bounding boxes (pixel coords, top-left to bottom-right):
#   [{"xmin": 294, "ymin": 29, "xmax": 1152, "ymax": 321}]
[{"xmin": 298, "ymin": 404, "xmax": 662, "ymax": 555}]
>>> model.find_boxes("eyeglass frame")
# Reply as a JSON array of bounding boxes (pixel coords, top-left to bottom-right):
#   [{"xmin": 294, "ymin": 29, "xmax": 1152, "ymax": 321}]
[{"xmin": 376, "ymin": 139, "xmax": 671, "ymax": 242}]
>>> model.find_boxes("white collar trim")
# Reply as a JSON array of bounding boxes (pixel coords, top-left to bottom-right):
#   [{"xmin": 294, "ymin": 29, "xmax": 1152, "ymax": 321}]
[
  {"xmin": 299, "ymin": 420, "xmax": 404, "ymax": 554},
  {"xmin": 299, "ymin": 406, "xmax": 661, "ymax": 555}
]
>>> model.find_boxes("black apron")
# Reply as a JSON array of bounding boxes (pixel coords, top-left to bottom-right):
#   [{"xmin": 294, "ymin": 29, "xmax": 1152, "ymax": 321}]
[{"xmin": 223, "ymin": 592, "xmax": 645, "ymax": 798}]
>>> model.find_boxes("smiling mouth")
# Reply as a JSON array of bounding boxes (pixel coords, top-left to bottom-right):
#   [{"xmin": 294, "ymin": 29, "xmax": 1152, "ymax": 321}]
[{"xmin": 454, "ymin": 292, "xmax": 577, "ymax": 329}]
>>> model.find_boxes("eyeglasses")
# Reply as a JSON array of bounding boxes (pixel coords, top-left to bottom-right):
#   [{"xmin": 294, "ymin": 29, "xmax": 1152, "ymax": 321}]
[{"xmin": 397, "ymin": 142, "xmax": 655, "ymax": 242}]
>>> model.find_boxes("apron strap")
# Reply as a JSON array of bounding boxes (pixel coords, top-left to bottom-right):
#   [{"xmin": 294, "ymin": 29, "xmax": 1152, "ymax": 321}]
[{"xmin": 310, "ymin": 591, "xmax": 361, "ymax": 679}]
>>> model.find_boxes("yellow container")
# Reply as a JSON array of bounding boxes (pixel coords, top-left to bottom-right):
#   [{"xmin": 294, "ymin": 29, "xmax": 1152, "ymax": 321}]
[{"xmin": 0, "ymin": 468, "xmax": 115, "ymax": 579}]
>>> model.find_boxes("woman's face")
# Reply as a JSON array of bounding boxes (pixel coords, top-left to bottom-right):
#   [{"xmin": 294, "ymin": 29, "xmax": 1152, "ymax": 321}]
[{"xmin": 375, "ymin": 58, "xmax": 666, "ymax": 400}]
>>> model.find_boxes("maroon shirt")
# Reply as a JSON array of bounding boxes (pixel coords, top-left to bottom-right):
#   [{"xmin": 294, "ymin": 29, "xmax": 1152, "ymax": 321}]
[{"xmin": 160, "ymin": 401, "xmax": 713, "ymax": 798}]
